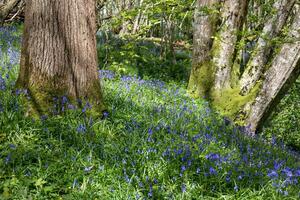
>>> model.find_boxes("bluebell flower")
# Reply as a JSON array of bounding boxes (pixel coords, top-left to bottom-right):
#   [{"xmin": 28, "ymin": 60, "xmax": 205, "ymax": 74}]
[
  {"xmin": 148, "ymin": 128, "xmax": 153, "ymax": 135},
  {"xmin": 181, "ymin": 165, "xmax": 186, "ymax": 172},
  {"xmin": 138, "ymin": 181, "xmax": 144, "ymax": 188},
  {"xmin": 40, "ymin": 115, "xmax": 48, "ymax": 121},
  {"xmin": 135, "ymin": 193, "xmax": 140, "ymax": 199},
  {"xmin": 0, "ymin": 76, "xmax": 6, "ymax": 90},
  {"xmin": 5, "ymin": 153, "xmax": 11, "ymax": 164},
  {"xmin": 68, "ymin": 104, "xmax": 75, "ymax": 110},
  {"xmin": 209, "ymin": 167, "xmax": 217, "ymax": 175},
  {"xmin": 187, "ymin": 160, "xmax": 192, "ymax": 166},
  {"xmin": 84, "ymin": 166, "xmax": 93, "ymax": 172},
  {"xmin": 205, "ymin": 153, "xmax": 220, "ymax": 161},
  {"xmin": 295, "ymin": 169, "xmax": 300, "ymax": 177},
  {"xmin": 77, "ymin": 124, "xmax": 87, "ymax": 133},
  {"xmin": 282, "ymin": 168, "xmax": 293, "ymax": 178},
  {"xmin": 274, "ymin": 161, "xmax": 284, "ymax": 170},
  {"xmin": 225, "ymin": 175, "xmax": 231, "ymax": 183},
  {"xmin": 181, "ymin": 184, "xmax": 186, "ymax": 193},
  {"xmin": 267, "ymin": 170, "xmax": 278, "ymax": 179},
  {"xmin": 124, "ymin": 174, "xmax": 130, "ymax": 183},
  {"xmin": 148, "ymin": 184, "xmax": 153, "ymax": 197},
  {"xmin": 62, "ymin": 96, "xmax": 68, "ymax": 104},
  {"xmin": 234, "ymin": 185, "xmax": 238, "ymax": 192},
  {"xmin": 103, "ymin": 111, "xmax": 109, "ymax": 118},
  {"xmin": 99, "ymin": 70, "xmax": 115, "ymax": 79}
]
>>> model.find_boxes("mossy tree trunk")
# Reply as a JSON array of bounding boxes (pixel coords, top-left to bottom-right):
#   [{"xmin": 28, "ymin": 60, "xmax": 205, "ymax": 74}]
[
  {"xmin": 188, "ymin": 0, "xmax": 220, "ymax": 98},
  {"xmin": 239, "ymin": 0, "xmax": 295, "ymax": 95},
  {"xmin": 189, "ymin": 0, "xmax": 300, "ymax": 133},
  {"xmin": 16, "ymin": 0, "xmax": 105, "ymax": 116}
]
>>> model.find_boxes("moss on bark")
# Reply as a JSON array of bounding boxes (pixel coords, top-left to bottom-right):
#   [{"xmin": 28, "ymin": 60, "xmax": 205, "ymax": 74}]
[
  {"xmin": 210, "ymin": 83, "xmax": 261, "ymax": 125},
  {"xmin": 188, "ymin": 60, "xmax": 215, "ymax": 98},
  {"xmin": 17, "ymin": 78, "xmax": 106, "ymax": 119}
]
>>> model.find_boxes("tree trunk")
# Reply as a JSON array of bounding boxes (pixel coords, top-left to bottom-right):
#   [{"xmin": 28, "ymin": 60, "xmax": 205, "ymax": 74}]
[
  {"xmin": 16, "ymin": 0, "xmax": 105, "ymax": 116},
  {"xmin": 239, "ymin": 0, "xmax": 295, "ymax": 95},
  {"xmin": 189, "ymin": 0, "xmax": 300, "ymax": 133},
  {"xmin": 213, "ymin": 0, "xmax": 248, "ymax": 90},
  {"xmin": 245, "ymin": 6, "xmax": 300, "ymax": 132},
  {"xmin": 188, "ymin": 0, "xmax": 220, "ymax": 98}
]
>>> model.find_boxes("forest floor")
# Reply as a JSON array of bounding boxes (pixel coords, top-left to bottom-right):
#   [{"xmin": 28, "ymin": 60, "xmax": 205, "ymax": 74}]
[{"xmin": 1, "ymin": 26, "xmax": 300, "ymax": 199}]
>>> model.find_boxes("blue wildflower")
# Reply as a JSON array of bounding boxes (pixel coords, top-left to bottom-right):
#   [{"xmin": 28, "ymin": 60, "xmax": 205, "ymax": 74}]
[
  {"xmin": 181, "ymin": 184, "xmax": 186, "ymax": 193},
  {"xmin": 5, "ymin": 153, "xmax": 11, "ymax": 164},
  {"xmin": 234, "ymin": 185, "xmax": 238, "ymax": 192},
  {"xmin": 267, "ymin": 170, "xmax": 278, "ymax": 179},
  {"xmin": 103, "ymin": 111, "xmax": 109, "ymax": 118},
  {"xmin": 295, "ymin": 169, "xmax": 300, "ymax": 177},
  {"xmin": 77, "ymin": 124, "xmax": 87, "ymax": 133},
  {"xmin": 148, "ymin": 184, "xmax": 153, "ymax": 197},
  {"xmin": 84, "ymin": 166, "xmax": 93, "ymax": 172},
  {"xmin": 205, "ymin": 153, "xmax": 220, "ymax": 161},
  {"xmin": 282, "ymin": 168, "xmax": 293, "ymax": 178},
  {"xmin": 181, "ymin": 165, "xmax": 186, "ymax": 172},
  {"xmin": 209, "ymin": 167, "xmax": 217, "ymax": 175},
  {"xmin": 136, "ymin": 193, "xmax": 140, "ymax": 199},
  {"xmin": 226, "ymin": 175, "xmax": 231, "ymax": 183},
  {"xmin": 68, "ymin": 104, "xmax": 76, "ymax": 110}
]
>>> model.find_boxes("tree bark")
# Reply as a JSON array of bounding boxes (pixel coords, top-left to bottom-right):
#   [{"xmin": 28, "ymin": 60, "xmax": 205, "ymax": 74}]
[
  {"xmin": 213, "ymin": 0, "xmax": 248, "ymax": 90},
  {"xmin": 16, "ymin": 0, "xmax": 105, "ymax": 116},
  {"xmin": 239, "ymin": 0, "xmax": 295, "ymax": 95},
  {"xmin": 245, "ymin": 6, "xmax": 300, "ymax": 132},
  {"xmin": 188, "ymin": 0, "xmax": 220, "ymax": 98},
  {"xmin": 189, "ymin": 0, "xmax": 300, "ymax": 133}
]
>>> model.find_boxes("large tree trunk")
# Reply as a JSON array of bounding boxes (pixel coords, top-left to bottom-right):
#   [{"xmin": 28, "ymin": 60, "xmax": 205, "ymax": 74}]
[
  {"xmin": 189, "ymin": 0, "xmax": 300, "ymax": 133},
  {"xmin": 16, "ymin": 0, "xmax": 105, "ymax": 116},
  {"xmin": 188, "ymin": 0, "xmax": 220, "ymax": 98}
]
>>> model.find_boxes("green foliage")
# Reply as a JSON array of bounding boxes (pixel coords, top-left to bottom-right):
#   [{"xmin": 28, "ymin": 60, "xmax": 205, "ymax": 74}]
[
  {"xmin": 262, "ymin": 78, "xmax": 300, "ymax": 151},
  {"xmin": 1, "ymin": 28, "xmax": 300, "ymax": 199},
  {"xmin": 1, "ymin": 67, "xmax": 300, "ymax": 199},
  {"xmin": 106, "ymin": 0, "xmax": 194, "ymax": 39},
  {"xmin": 210, "ymin": 83, "xmax": 261, "ymax": 124},
  {"xmin": 97, "ymin": 32, "xmax": 191, "ymax": 82}
]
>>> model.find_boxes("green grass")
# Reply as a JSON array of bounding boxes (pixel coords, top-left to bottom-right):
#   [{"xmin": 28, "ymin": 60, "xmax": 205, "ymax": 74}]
[
  {"xmin": 1, "ymin": 26, "xmax": 300, "ymax": 200},
  {"xmin": 262, "ymin": 78, "xmax": 300, "ymax": 151}
]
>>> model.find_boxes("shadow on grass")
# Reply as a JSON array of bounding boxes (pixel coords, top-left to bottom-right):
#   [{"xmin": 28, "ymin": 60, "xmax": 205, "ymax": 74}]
[{"xmin": 1, "ymin": 85, "xmax": 299, "ymax": 199}]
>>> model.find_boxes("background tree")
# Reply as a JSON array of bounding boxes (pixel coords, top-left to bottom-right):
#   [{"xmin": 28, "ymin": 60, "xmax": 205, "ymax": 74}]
[
  {"xmin": 189, "ymin": 0, "xmax": 300, "ymax": 133},
  {"xmin": 16, "ymin": 0, "xmax": 105, "ymax": 116},
  {"xmin": 0, "ymin": 0, "xmax": 23, "ymax": 24},
  {"xmin": 95, "ymin": 0, "xmax": 194, "ymax": 81}
]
